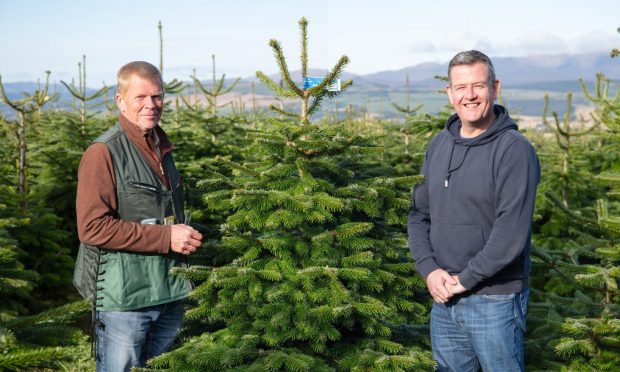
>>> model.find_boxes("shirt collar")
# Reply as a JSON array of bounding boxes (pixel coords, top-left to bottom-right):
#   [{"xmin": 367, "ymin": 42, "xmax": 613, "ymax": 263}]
[{"xmin": 118, "ymin": 114, "xmax": 174, "ymax": 157}]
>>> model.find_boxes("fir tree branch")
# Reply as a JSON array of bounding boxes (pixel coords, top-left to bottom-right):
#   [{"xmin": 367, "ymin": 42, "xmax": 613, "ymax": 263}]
[
  {"xmin": 4, "ymin": 300, "xmax": 90, "ymax": 329},
  {"xmin": 306, "ymin": 56, "xmax": 350, "ymax": 96},
  {"xmin": 545, "ymin": 191, "xmax": 600, "ymax": 228},
  {"xmin": 255, "ymin": 71, "xmax": 298, "ymax": 99},
  {"xmin": 268, "ymin": 39, "xmax": 303, "ymax": 97},
  {"xmin": 59, "ymin": 80, "xmax": 109, "ymax": 101},
  {"xmin": 268, "ymin": 104, "xmax": 300, "ymax": 119},
  {"xmin": 219, "ymin": 76, "xmax": 241, "ymax": 95}
]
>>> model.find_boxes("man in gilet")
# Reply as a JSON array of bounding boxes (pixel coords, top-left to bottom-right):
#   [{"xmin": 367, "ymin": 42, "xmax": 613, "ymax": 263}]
[{"xmin": 74, "ymin": 61, "xmax": 202, "ymax": 371}]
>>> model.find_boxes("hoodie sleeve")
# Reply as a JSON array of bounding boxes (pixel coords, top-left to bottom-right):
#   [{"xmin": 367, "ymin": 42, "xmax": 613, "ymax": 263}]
[
  {"xmin": 458, "ymin": 137, "xmax": 540, "ymax": 290},
  {"xmin": 408, "ymin": 155, "xmax": 440, "ymax": 279}
]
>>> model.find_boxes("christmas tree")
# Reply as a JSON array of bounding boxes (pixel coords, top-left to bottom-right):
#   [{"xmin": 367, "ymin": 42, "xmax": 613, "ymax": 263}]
[{"xmin": 147, "ymin": 18, "xmax": 434, "ymax": 371}]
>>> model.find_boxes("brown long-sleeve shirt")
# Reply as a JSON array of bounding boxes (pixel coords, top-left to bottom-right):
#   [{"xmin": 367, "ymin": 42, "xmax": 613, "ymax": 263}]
[{"xmin": 76, "ymin": 115, "xmax": 176, "ymax": 253}]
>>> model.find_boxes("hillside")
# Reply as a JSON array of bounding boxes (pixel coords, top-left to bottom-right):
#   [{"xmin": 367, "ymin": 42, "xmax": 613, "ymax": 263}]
[{"xmin": 2, "ymin": 52, "xmax": 618, "ymax": 119}]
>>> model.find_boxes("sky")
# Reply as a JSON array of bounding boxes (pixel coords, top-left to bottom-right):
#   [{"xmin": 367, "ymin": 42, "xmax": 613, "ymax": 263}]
[{"xmin": 1, "ymin": 0, "xmax": 619, "ymax": 86}]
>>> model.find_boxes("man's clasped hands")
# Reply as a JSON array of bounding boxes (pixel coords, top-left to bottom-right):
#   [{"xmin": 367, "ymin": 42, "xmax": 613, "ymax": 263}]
[{"xmin": 425, "ymin": 268, "xmax": 468, "ymax": 303}]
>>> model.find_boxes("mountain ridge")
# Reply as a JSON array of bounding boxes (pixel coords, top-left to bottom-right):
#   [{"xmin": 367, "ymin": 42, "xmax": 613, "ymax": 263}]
[
  {"xmin": 3, "ymin": 52, "xmax": 618, "ymax": 92},
  {"xmin": 1, "ymin": 52, "xmax": 618, "ymax": 118}
]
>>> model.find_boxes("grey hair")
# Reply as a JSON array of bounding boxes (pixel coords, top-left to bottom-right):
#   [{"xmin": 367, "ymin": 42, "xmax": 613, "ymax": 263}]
[
  {"xmin": 117, "ymin": 61, "xmax": 163, "ymax": 95},
  {"xmin": 448, "ymin": 50, "xmax": 496, "ymax": 87}
]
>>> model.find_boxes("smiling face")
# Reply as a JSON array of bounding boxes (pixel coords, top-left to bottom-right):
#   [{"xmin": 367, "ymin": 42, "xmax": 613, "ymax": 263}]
[
  {"xmin": 115, "ymin": 75, "xmax": 164, "ymax": 134},
  {"xmin": 446, "ymin": 62, "xmax": 500, "ymax": 134}
]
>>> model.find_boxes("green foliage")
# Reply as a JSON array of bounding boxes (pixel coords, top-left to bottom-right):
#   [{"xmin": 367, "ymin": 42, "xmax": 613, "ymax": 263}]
[
  {"xmin": 11, "ymin": 109, "xmax": 113, "ymax": 305},
  {"xmin": 528, "ymin": 72, "xmax": 620, "ymax": 370},
  {"xmin": 0, "ymin": 65, "xmax": 114, "ymax": 306},
  {"xmin": 0, "ymin": 300, "xmax": 93, "ymax": 371},
  {"xmin": 151, "ymin": 18, "xmax": 434, "ymax": 371},
  {"xmin": 538, "ymin": 93, "xmax": 603, "ymax": 211},
  {"xmin": 255, "ymin": 17, "xmax": 352, "ymax": 124},
  {"xmin": 610, "ymin": 26, "xmax": 619, "ymax": 58},
  {"xmin": 188, "ymin": 55, "xmax": 241, "ymax": 116},
  {"xmin": 0, "ymin": 202, "xmax": 91, "ymax": 371},
  {"xmin": 391, "ymin": 74, "xmax": 423, "ymax": 117},
  {"xmin": 383, "ymin": 104, "xmax": 453, "ymax": 177},
  {"xmin": 0, "ymin": 71, "xmax": 59, "ymax": 201},
  {"xmin": 0, "ymin": 17, "xmax": 618, "ymax": 372},
  {"xmin": 60, "ymin": 55, "xmax": 112, "ymax": 130},
  {"xmin": 0, "ymin": 208, "xmax": 36, "ymax": 321}
]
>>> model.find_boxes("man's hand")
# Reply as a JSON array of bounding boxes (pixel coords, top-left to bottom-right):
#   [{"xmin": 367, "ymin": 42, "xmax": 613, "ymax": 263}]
[
  {"xmin": 170, "ymin": 224, "xmax": 202, "ymax": 255},
  {"xmin": 446, "ymin": 275, "xmax": 467, "ymax": 295},
  {"xmin": 426, "ymin": 269, "xmax": 457, "ymax": 303}
]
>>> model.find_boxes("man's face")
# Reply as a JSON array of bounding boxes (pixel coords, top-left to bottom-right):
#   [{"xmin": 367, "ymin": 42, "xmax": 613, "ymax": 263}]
[
  {"xmin": 446, "ymin": 62, "xmax": 499, "ymax": 129},
  {"xmin": 115, "ymin": 75, "xmax": 164, "ymax": 134}
]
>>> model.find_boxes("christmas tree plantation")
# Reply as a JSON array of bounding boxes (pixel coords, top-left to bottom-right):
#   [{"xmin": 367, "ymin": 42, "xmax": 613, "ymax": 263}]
[
  {"xmin": 0, "ymin": 200, "xmax": 92, "ymax": 371},
  {"xmin": 526, "ymin": 74, "xmax": 620, "ymax": 371},
  {"xmin": 147, "ymin": 18, "xmax": 434, "ymax": 371}
]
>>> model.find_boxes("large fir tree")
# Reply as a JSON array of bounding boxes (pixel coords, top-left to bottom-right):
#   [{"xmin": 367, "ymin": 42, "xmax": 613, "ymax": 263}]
[{"xmin": 146, "ymin": 18, "xmax": 434, "ymax": 371}]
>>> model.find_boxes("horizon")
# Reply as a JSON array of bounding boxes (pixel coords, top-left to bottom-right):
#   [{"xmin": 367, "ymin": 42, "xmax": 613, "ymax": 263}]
[{"xmin": 2, "ymin": 50, "xmax": 617, "ymax": 88}]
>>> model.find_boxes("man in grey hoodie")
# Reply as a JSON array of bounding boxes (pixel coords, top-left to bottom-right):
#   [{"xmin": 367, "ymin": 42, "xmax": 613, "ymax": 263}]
[{"xmin": 408, "ymin": 50, "xmax": 540, "ymax": 371}]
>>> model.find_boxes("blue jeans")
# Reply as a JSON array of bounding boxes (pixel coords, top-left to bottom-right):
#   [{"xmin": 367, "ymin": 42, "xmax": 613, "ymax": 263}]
[
  {"xmin": 430, "ymin": 290, "xmax": 529, "ymax": 372},
  {"xmin": 95, "ymin": 300, "xmax": 184, "ymax": 372}
]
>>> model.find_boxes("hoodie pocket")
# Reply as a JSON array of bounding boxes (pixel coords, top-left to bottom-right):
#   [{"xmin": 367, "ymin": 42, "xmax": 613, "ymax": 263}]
[{"xmin": 430, "ymin": 223, "xmax": 485, "ymax": 273}]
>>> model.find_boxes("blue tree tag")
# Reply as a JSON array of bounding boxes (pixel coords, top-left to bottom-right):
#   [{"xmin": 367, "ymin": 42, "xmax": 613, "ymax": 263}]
[{"xmin": 302, "ymin": 77, "xmax": 341, "ymax": 92}]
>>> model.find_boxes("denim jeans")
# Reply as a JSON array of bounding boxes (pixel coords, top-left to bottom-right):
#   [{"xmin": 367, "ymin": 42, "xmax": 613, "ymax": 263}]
[
  {"xmin": 95, "ymin": 300, "xmax": 184, "ymax": 372},
  {"xmin": 430, "ymin": 289, "xmax": 529, "ymax": 372}
]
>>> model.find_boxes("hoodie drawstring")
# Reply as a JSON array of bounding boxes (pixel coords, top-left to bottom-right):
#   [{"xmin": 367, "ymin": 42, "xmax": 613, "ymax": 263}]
[
  {"xmin": 444, "ymin": 141, "xmax": 472, "ymax": 188},
  {"xmin": 441, "ymin": 106, "xmax": 517, "ymax": 188}
]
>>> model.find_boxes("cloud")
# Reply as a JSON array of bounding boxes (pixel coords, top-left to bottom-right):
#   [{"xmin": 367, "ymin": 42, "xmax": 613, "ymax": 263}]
[
  {"xmin": 438, "ymin": 32, "xmax": 478, "ymax": 51},
  {"xmin": 570, "ymin": 30, "xmax": 619, "ymax": 53},
  {"xmin": 432, "ymin": 31, "xmax": 575, "ymax": 57},
  {"xmin": 473, "ymin": 38, "xmax": 495, "ymax": 54},
  {"xmin": 486, "ymin": 30, "xmax": 617, "ymax": 56},
  {"xmin": 1, "ymin": 72, "xmax": 36, "ymax": 82},
  {"xmin": 510, "ymin": 31, "xmax": 569, "ymax": 54},
  {"xmin": 408, "ymin": 40, "xmax": 436, "ymax": 53}
]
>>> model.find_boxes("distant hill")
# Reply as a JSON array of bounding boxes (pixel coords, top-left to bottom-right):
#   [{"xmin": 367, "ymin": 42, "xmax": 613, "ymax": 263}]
[
  {"xmin": 360, "ymin": 52, "xmax": 620, "ymax": 89},
  {"xmin": 1, "ymin": 52, "xmax": 618, "ymax": 118}
]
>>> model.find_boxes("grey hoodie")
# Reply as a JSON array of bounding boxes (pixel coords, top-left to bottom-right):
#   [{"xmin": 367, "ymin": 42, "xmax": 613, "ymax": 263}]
[{"xmin": 408, "ymin": 105, "xmax": 540, "ymax": 294}]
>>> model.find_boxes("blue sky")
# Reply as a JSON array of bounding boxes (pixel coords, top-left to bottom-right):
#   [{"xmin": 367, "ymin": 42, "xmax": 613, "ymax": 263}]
[{"xmin": 1, "ymin": 0, "xmax": 618, "ymax": 85}]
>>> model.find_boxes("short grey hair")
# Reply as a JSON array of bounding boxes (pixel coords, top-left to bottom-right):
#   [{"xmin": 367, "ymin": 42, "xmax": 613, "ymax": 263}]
[
  {"xmin": 117, "ymin": 61, "xmax": 163, "ymax": 95},
  {"xmin": 448, "ymin": 50, "xmax": 496, "ymax": 87}
]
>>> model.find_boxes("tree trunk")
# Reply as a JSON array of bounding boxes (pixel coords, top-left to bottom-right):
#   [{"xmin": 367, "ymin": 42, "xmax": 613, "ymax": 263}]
[{"xmin": 17, "ymin": 111, "xmax": 27, "ymax": 209}]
